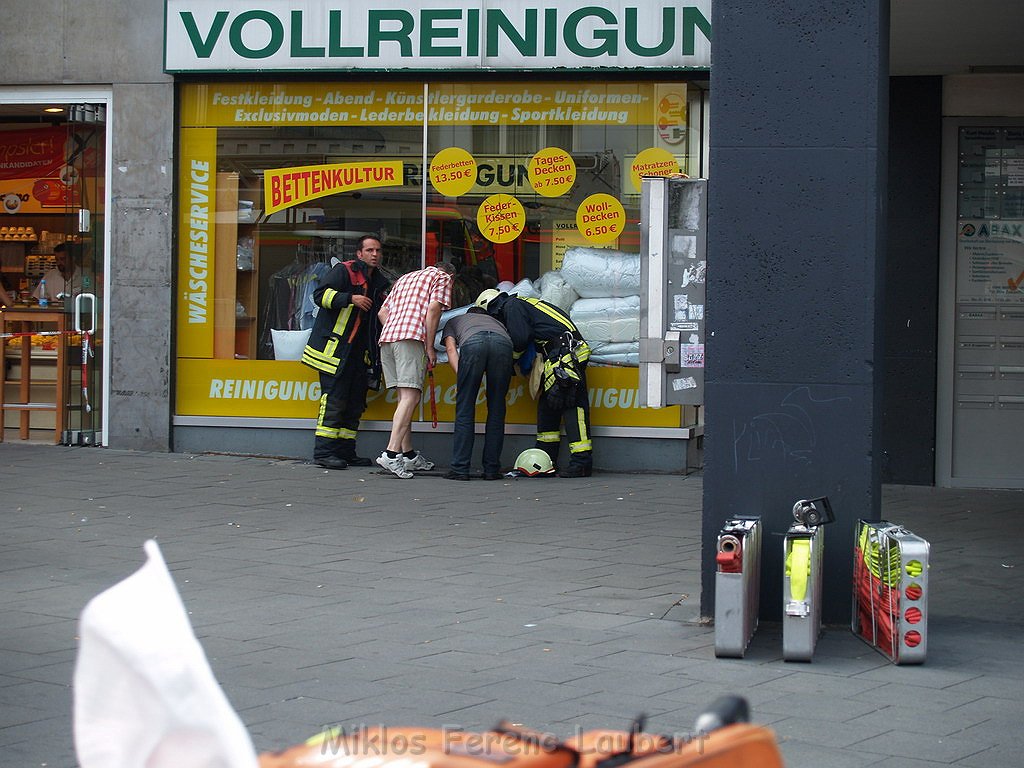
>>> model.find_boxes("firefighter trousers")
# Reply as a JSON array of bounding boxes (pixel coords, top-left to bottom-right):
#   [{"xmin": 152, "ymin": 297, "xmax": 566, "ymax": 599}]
[
  {"xmin": 315, "ymin": 361, "xmax": 369, "ymax": 460},
  {"xmin": 535, "ymin": 364, "xmax": 592, "ymax": 469}
]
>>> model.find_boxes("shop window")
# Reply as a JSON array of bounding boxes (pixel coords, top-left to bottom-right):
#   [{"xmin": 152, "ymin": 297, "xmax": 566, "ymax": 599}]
[
  {"xmin": 175, "ymin": 79, "xmax": 703, "ymax": 429},
  {"xmin": 470, "ymin": 125, "xmax": 500, "ymax": 155}
]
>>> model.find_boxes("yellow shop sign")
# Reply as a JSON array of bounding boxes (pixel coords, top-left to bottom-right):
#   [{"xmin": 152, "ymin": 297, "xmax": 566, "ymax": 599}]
[
  {"xmin": 177, "ymin": 359, "xmax": 681, "ymax": 428},
  {"xmin": 180, "ymin": 82, "xmax": 667, "ymax": 128},
  {"xmin": 264, "ymin": 161, "xmax": 403, "ymax": 215}
]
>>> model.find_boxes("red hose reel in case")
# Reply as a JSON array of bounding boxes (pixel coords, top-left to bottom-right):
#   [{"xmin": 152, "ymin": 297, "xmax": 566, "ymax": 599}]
[{"xmin": 852, "ymin": 520, "xmax": 930, "ymax": 664}]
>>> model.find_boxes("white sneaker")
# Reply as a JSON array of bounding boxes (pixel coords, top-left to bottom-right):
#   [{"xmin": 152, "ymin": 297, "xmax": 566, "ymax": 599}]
[
  {"xmin": 404, "ymin": 451, "xmax": 435, "ymax": 471},
  {"xmin": 376, "ymin": 452, "xmax": 413, "ymax": 479}
]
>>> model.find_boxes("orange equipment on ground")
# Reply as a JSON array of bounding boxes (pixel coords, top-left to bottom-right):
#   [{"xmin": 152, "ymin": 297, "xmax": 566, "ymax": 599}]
[{"xmin": 259, "ymin": 699, "xmax": 784, "ymax": 768}]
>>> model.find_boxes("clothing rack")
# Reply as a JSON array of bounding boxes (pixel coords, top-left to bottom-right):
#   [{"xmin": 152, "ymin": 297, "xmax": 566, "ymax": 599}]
[{"xmin": 257, "ymin": 248, "xmax": 335, "ymax": 359}]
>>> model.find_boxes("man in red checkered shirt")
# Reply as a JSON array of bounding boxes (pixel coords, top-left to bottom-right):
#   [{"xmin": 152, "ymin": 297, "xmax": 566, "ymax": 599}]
[{"xmin": 375, "ymin": 262, "xmax": 456, "ymax": 478}]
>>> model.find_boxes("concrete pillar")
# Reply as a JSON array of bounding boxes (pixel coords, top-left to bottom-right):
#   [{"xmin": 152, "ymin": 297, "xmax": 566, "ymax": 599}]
[
  {"xmin": 107, "ymin": 83, "xmax": 175, "ymax": 451},
  {"xmin": 702, "ymin": 1, "xmax": 889, "ymax": 624}
]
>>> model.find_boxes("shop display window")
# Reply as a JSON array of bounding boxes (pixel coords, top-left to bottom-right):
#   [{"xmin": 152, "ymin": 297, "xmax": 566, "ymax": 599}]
[{"xmin": 175, "ymin": 79, "xmax": 704, "ymax": 427}]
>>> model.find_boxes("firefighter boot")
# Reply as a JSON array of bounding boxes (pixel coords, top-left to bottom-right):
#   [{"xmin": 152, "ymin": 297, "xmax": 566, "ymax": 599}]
[
  {"xmin": 557, "ymin": 464, "xmax": 592, "ymax": 478},
  {"xmin": 337, "ymin": 438, "xmax": 373, "ymax": 467},
  {"xmin": 314, "ymin": 437, "xmax": 348, "ymax": 470},
  {"xmin": 558, "ymin": 450, "xmax": 593, "ymax": 478}
]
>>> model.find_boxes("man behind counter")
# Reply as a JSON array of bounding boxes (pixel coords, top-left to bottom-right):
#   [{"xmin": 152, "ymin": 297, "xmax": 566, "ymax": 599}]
[{"xmin": 33, "ymin": 241, "xmax": 86, "ymax": 303}]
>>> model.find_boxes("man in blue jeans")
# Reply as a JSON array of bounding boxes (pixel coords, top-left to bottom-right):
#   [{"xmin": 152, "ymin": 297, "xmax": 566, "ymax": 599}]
[{"xmin": 441, "ymin": 305, "xmax": 514, "ymax": 480}]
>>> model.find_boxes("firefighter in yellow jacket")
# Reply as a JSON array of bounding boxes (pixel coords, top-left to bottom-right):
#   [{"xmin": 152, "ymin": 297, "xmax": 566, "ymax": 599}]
[
  {"xmin": 301, "ymin": 236, "xmax": 391, "ymax": 469},
  {"xmin": 477, "ymin": 289, "xmax": 593, "ymax": 477}
]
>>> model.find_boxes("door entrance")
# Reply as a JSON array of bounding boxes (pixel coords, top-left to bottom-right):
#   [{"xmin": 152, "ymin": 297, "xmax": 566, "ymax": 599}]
[
  {"xmin": 0, "ymin": 95, "xmax": 107, "ymax": 445},
  {"xmin": 939, "ymin": 119, "xmax": 1024, "ymax": 488}
]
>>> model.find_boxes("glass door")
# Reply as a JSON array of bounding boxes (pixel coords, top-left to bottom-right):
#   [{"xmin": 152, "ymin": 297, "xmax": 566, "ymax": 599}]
[
  {"xmin": 941, "ymin": 123, "xmax": 1024, "ymax": 487},
  {"xmin": 1, "ymin": 96, "xmax": 106, "ymax": 444},
  {"xmin": 61, "ymin": 104, "xmax": 106, "ymax": 444}
]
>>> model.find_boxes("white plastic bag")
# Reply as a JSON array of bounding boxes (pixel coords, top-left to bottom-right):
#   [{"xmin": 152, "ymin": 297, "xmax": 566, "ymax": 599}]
[
  {"xmin": 560, "ymin": 247, "xmax": 641, "ymax": 298},
  {"xmin": 571, "ymin": 295, "xmax": 641, "ymax": 343},
  {"xmin": 509, "ymin": 277, "xmax": 540, "ymax": 298},
  {"xmin": 537, "ymin": 270, "xmax": 580, "ymax": 312},
  {"xmin": 74, "ymin": 540, "xmax": 259, "ymax": 768}
]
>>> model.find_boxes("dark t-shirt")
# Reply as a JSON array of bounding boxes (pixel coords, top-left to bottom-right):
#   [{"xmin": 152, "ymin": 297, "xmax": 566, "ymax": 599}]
[{"xmin": 442, "ymin": 310, "xmax": 511, "ymax": 347}]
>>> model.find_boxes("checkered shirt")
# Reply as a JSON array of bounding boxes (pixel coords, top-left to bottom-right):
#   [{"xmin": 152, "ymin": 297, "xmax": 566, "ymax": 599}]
[{"xmin": 379, "ymin": 266, "xmax": 453, "ymax": 344}]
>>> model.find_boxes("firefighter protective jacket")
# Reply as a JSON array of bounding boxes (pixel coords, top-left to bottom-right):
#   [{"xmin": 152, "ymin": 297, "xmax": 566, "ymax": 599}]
[
  {"xmin": 487, "ymin": 293, "xmax": 590, "ymax": 363},
  {"xmin": 301, "ymin": 259, "xmax": 390, "ymax": 376}
]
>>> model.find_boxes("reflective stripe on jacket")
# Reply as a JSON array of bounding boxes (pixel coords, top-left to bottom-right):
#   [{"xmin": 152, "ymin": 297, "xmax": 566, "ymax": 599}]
[
  {"xmin": 490, "ymin": 293, "xmax": 590, "ymax": 363},
  {"xmin": 301, "ymin": 260, "xmax": 389, "ymax": 375}
]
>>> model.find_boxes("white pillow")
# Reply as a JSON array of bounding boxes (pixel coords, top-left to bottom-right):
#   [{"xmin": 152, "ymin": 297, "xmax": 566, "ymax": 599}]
[{"xmin": 271, "ymin": 328, "xmax": 312, "ymax": 360}]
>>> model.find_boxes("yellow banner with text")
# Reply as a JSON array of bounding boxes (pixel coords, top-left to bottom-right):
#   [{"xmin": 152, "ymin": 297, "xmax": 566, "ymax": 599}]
[
  {"xmin": 180, "ymin": 82, "xmax": 663, "ymax": 128},
  {"xmin": 264, "ymin": 161, "xmax": 404, "ymax": 215},
  {"xmin": 176, "ymin": 359, "xmax": 681, "ymax": 428},
  {"xmin": 176, "ymin": 128, "xmax": 217, "ymax": 358}
]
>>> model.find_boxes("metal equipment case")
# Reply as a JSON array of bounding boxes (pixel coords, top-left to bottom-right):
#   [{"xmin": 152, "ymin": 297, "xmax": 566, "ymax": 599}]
[
  {"xmin": 852, "ymin": 520, "xmax": 930, "ymax": 664},
  {"xmin": 782, "ymin": 498, "xmax": 833, "ymax": 661},
  {"xmin": 714, "ymin": 517, "xmax": 762, "ymax": 658}
]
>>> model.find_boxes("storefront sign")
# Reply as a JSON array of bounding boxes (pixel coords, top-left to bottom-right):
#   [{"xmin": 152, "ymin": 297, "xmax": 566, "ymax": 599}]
[
  {"xmin": 181, "ymin": 82, "xmax": 670, "ymax": 128},
  {"xmin": 177, "ymin": 358, "xmax": 682, "ymax": 427},
  {"xmin": 957, "ymin": 220, "xmax": 1024, "ymax": 303},
  {"xmin": 263, "ymin": 161, "xmax": 403, "ymax": 214},
  {"xmin": 0, "ymin": 127, "xmax": 85, "ymax": 213},
  {"xmin": 0, "ymin": 127, "xmax": 65, "ymax": 181},
  {"xmin": 176, "ymin": 128, "xmax": 218, "ymax": 358},
  {"xmin": 165, "ymin": 1, "xmax": 711, "ymax": 72}
]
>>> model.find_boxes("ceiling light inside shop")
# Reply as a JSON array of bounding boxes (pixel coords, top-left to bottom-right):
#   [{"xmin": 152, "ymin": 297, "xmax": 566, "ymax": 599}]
[{"xmin": 44, "ymin": 107, "xmax": 64, "ymax": 113}]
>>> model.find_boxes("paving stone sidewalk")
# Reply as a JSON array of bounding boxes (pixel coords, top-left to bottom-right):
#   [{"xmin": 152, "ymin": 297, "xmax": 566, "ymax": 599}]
[{"xmin": 1, "ymin": 444, "xmax": 1022, "ymax": 768}]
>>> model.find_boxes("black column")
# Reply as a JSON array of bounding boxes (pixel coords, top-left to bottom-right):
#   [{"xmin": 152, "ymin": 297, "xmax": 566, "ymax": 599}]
[
  {"xmin": 703, "ymin": 1, "xmax": 889, "ymax": 624},
  {"xmin": 883, "ymin": 76, "xmax": 941, "ymax": 485}
]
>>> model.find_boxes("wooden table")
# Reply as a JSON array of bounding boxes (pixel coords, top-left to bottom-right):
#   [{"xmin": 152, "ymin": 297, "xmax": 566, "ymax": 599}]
[{"xmin": 0, "ymin": 307, "xmax": 68, "ymax": 443}]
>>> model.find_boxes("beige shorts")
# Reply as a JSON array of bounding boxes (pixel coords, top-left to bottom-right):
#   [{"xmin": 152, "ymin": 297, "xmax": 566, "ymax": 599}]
[{"xmin": 380, "ymin": 339, "xmax": 426, "ymax": 389}]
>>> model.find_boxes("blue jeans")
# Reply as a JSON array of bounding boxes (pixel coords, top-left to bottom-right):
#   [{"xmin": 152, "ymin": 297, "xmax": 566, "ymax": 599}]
[{"xmin": 451, "ymin": 332, "xmax": 514, "ymax": 475}]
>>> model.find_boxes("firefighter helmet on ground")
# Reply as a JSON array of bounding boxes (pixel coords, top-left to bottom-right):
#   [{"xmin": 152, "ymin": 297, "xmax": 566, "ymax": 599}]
[{"xmin": 515, "ymin": 448, "xmax": 556, "ymax": 476}]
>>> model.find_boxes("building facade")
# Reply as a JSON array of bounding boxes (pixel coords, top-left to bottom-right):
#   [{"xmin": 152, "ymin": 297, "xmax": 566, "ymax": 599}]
[
  {"xmin": 2, "ymin": 0, "xmax": 1023, "ymax": 617},
  {"xmin": 165, "ymin": 0, "xmax": 712, "ymax": 471}
]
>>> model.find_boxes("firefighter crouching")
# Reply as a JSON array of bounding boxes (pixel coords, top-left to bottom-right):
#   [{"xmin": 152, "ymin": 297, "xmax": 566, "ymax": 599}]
[
  {"xmin": 477, "ymin": 289, "xmax": 593, "ymax": 478},
  {"xmin": 301, "ymin": 236, "xmax": 391, "ymax": 469}
]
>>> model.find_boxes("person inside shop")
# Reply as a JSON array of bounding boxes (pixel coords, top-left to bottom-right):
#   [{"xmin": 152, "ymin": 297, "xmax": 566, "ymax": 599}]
[
  {"xmin": 374, "ymin": 261, "xmax": 455, "ymax": 479},
  {"xmin": 441, "ymin": 301, "xmax": 514, "ymax": 481},
  {"xmin": 300, "ymin": 234, "xmax": 391, "ymax": 470},
  {"xmin": 33, "ymin": 241, "xmax": 85, "ymax": 304},
  {"xmin": 477, "ymin": 289, "xmax": 594, "ymax": 478}
]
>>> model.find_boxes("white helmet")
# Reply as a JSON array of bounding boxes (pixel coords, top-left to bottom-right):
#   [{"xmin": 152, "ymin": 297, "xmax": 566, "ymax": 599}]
[
  {"xmin": 475, "ymin": 288, "xmax": 501, "ymax": 310},
  {"xmin": 514, "ymin": 448, "xmax": 555, "ymax": 476}
]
